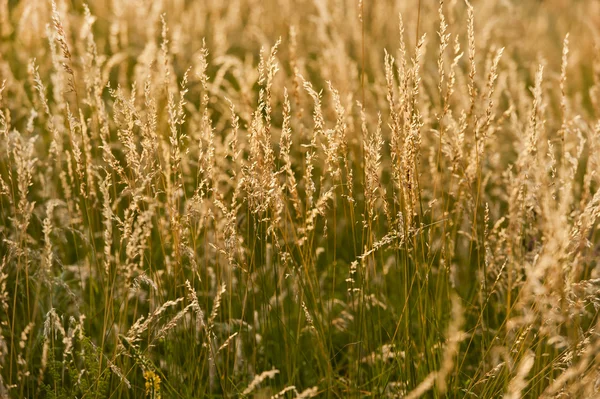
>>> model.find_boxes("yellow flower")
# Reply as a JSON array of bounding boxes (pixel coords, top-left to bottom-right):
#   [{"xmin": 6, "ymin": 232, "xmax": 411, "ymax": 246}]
[{"xmin": 143, "ymin": 370, "xmax": 161, "ymax": 399}]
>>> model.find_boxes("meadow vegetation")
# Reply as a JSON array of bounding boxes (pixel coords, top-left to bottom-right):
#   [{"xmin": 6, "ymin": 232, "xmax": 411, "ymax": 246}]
[{"xmin": 1, "ymin": 0, "xmax": 600, "ymax": 397}]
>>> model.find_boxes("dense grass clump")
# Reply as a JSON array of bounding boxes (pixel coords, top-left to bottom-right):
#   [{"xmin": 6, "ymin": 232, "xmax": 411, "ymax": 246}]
[{"xmin": 1, "ymin": 0, "xmax": 600, "ymax": 397}]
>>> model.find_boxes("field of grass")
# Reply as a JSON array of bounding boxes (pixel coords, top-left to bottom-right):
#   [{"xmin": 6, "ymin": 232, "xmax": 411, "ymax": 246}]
[{"xmin": 1, "ymin": 0, "xmax": 600, "ymax": 397}]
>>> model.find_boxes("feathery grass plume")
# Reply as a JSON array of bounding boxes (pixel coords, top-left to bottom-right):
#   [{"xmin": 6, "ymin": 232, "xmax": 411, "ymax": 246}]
[
  {"xmin": 66, "ymin": 104, "xmax": 87, "ymax": 198},
  {"xmin": 80, "ymin": 4, "xmax": 100, "ymax": 106},
  {"xmin": 279, "ymin": 88, "xmax": 302, "ymax": 217},
  {"xmin": 505, "ymin": 351, "xmax": 535, "ymax": 399},
  {"xmin": 296, "ymin": 386, "xmax": 319, "ymax": 398},
  {"xmin": 242, "ymin": 368, "xmax": 279, "ymax": 396},
  {"xmin": 301, "ymin": 301, "xmax": 315, "ymax": 331},
  {"xmin": 361, "ymin": 106, "xmax": 385, "ymax": 223},
  {"xmin": 437, "ymin": 0, "xmax": 450, "ymax": 102},
  {"xmin": 208, "ymin": 284, "xmax": 226, "ymax": 331},
  {"xmin": 29, "ymin": 59, "xmax": 62, "ymax": 159},
  {"xmin": 126, "ymin": 298, "xmax": 185, "ymax": 343},
  {"xmin": 481, "ymin": 47, "xmax": 504, "ymax": 138},
  {"xmin": 327, "ymin": 80, "xmax": 354, "ymax": 205},
  {"xmin": 50, "ymin": 0, "xmax": 78, "ymax": 105},
  {"xmin": 16, "ymin": 322, "xmax": 34, "ymax": 383},
  {"xmin": 271, "ymin": 385, "xmax": 297, "ymax": 398},
  {"xmin": 226, "ymin": 97, "xmax": 241, "ymax": 178},
  {"xmin": 185, "ymin": 280, "xmax": 206, "ymax": 331},
  {"xmin": 122, "ymin": 202, "xmax": 156, "ymax": 284},
  {"xmin": 405, "ymin": 373, "xmax": 436, "ymax": 399},
  {"xmin": 99, "ymin": 172, "xmax": 113, "ymax": 275},
  {"xmin": 242, "ymin": 42, "xmax": 284, "ymax": 223},
  {"xmin": 1, "ymin": 0, "xmax": 599, "ymax": 396},
  {"xmin": 154, "ymin": 302, "xmax": 195, "ymax": 341},
  {"xmin": 217, "ymin": 332, "xmax": 238, "ymax": 353},
  {"xmin": 321, "ymin": 92, "xmax": 342, "ymax": 188},
  {"xmin": 400, "ymin": 32, "xmax": 427, "ymax": 230},
  {"xmin": 301, "ymin": 76, "xmax": 324, "ymax": 210},
  {"xmin": 9, "ymin": 133, "xmax": 37, "ymax": 239},
  {"xmin": 528, "ymin": 65, "xmax": 545, "ymax": 157},
  {"xmin": 465, "ymin": 0, "xmax": 476, "ymax": 118},
  {"xmin": 301, "ymin": 187, "xmax": 334, "ymax": 239},
  {"xmin": 260, "ymin": 37, "xmax": 281, "ymax": 139},
  {"xmin": 109, "ymin": 361, "xmax": 132, "ymax": 391},
  {"xmin": 0, "ymin": 257, "xmax": 8, "ymax": 316},
  {"xmin": 195, "ymin": 40, "xmax": 215, "ymax": 199},
  {"xmin": 385, "ymin": 49, "xmax": 401, "ymax": 175},
  {"xmin": 444, "ymin": 37, "xmax": 463, "ymax": 117},
  {"xmin": 41, "ymin": 200, "xmax": 58, "ymax": 276},
  {"xmin": 43, "ymin": 308, "xmax": 65, "ymax": 340},
  {"xmin": 540, "ymin": 331, "xmax": 600, "ymax": 398}
]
